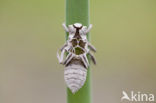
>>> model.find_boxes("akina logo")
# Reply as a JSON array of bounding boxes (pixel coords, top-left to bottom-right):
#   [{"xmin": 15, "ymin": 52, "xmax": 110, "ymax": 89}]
[{"xmin": 121, "ymin": 91, "xmax": 155, "ymax": 102}]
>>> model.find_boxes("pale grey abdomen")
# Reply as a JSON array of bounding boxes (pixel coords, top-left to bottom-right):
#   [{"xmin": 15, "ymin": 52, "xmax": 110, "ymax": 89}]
[{"xmin": 64, "ymin": 64, "xmax": 87, "ymax": 94}]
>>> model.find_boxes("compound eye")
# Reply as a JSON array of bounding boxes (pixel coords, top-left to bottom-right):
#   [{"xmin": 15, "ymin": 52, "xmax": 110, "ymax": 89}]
[
  {"xmin": 83, "ymin": 26, "xmax": 87, "ymax": 30},
  {"xmin": 79, "ymin": 39, "xmax": 86, "ymax": 48},
  {"xmin": 79, "ymin": 26, "xmax": 87, "ymax": 35},
  {"xmin": 68, "ymin": 25, "xmax": 76, "ymax": 34},
  {"xmin": 71, "ymin": 38, "xmax": 77, "ymax": 47}
]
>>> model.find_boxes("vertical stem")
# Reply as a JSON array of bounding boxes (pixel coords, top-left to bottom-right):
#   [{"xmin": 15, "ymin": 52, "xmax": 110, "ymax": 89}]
[{"xmin": 66, "ymin": 0, "xmax": 91, "ymax": 103}]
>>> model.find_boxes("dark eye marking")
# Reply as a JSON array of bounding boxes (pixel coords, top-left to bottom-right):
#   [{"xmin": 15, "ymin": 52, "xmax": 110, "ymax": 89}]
[
  {"xmin": 70, "ymin": 39, "xmax": 77, "ymax": 47},
  {"xmin": 79, "ymin": 40, "xmax": 86, "ymax": 48}
]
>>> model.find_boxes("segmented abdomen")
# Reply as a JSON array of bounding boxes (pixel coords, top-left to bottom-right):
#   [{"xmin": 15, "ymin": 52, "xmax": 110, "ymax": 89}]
[{"xmin": 64, "ymin": 63, "xmax": 87, "ymax": 94}]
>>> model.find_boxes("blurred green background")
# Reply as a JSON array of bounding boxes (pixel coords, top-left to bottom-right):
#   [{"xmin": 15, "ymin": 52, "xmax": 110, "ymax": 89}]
[{"xmin": 0, "ymin": 0, "xmax": 156, "ymax": 103}]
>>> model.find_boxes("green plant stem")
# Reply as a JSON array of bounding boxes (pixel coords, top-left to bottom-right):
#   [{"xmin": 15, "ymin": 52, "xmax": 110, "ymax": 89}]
[{"xmin": 66, "ymin": 0, "xmax": 91, "ymax": 103}]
